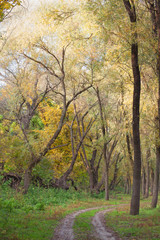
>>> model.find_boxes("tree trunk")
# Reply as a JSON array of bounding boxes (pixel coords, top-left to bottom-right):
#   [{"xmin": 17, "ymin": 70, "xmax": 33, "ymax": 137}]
[
  {"xmin": 151, "ymin": 168, "xmax": 154, "ymax": 196},
  {"xmin": 142, "ymin": 168, "xmax": 146, "ymax": 197},
  {"xmin": 151, "ymin": 146, "xmax": 160, "ymax": 207},
  {"xmin": 23, "ymin": 169, "xmax": 32, "ymax": 194},
  {"xmin": 146, "ymin": 0, "xmax": 160, "ymax": 208},
  {"xmin": 125, "ymin": 176, "xmax": 131, "ymax": 194},
  {"xmin": 145, "ymin": 149, "xmax": 150, "ymax": 198},
  {"xmin": 89, "ymin": 169, "xmax": 98, "ymax": 192},
  {"xmin": 95, "ymin": 86, "xmax": 110, "ymax": 200},
  {"xmin": 123, "ymin": 0, "xmax": 141, "ymax": 215},
  {"xmin": 109, "ymin": 154, "xmax": 121, "ymax": 190},
  {"xmin": 95, "ymin": 172, "xmax": 105, "ymax": 193},
  {"xmin": 126, "ymin": 133, "xmax": 134, "ymax": 168},
  {"xmin": 89, "ymin": 149, "xmax": 99, "ymax": 192},
  {"xmin": 105, "ymin": 162, "xmax": 109, "ymax": 200}
]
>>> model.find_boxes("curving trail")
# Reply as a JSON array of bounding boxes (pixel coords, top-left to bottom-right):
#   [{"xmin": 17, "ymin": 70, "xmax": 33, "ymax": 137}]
[
  {"xmin": 92, "ymin": 209, "xmax": 122, "ymax": 240},
  {"xmin": 52, "ymin": 206, "xmax": 122, "ymax": 240},
  {"xmin": 52, "ymin": 207, "xmax": 101, "ymax": 240}
]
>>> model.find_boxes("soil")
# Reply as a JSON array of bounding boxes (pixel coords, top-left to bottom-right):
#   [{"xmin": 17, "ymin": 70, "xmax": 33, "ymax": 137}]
[
  {"xmin": 92, "ymin": 209, "xmax": 122, "ymax": 240},
  {"xmin": 52, "ymin": 206, "xmax": 122, "ymax": 240}
]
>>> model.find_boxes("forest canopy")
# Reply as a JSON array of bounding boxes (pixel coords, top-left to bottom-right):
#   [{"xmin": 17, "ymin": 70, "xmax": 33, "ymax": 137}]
[{"xmin": 0, "ymin": 0, "xmax": 160, "ymax": 215}]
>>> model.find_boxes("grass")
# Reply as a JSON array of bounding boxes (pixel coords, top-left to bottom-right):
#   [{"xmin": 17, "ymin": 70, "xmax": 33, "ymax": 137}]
[
  {"xmin": 0, "ymin": 184, "xmax": 159, "ymax": 240},
  {"xmin": 73, "ymin": 208, "xmax": 107, "ymax": 240},
  {"xmin": 0, "ymin": 184, "xmax": 127, "ymax": 240},
  {"xmin": 104, "ymin": 199, "xmax": 160, "ymax": 240}
]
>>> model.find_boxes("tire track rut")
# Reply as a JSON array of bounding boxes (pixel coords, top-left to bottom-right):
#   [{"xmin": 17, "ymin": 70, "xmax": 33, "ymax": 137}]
[{"xmin": 52, "ymin": 206, "xmax": 123, "ymax": 240}]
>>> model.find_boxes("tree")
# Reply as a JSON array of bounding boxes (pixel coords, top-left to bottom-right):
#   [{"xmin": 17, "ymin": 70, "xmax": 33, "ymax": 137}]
[
  {"xmin": 143, "ymin": 0, "xmax": 160, "ymax": 208},
  {"xmin": 123, "ymin": 0, "xmax": 141, "ymax": 215},
  {"xmin": 95, "ymin": 86, "xmax": 118, "ymax": 200},
  {"xmin": 73, "ymin": 101, "xmax": 103, "ymax": 192},
  {"xmin": 0, "ymin": 0, "xmax": 21, "ymax": 21}
]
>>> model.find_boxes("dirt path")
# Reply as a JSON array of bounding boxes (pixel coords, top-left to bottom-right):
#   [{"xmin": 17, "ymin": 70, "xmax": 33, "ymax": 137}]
[
  {"xmin": 92, "ymin": 209, "xmax": 122, "ymax": 240},
  {"xmin": 52, "ymin": 206, "xmax": 122, "ymax": 240},
  {"xmin": 52, "ymin": 207, "xmax": 101, "ymax": 240}
]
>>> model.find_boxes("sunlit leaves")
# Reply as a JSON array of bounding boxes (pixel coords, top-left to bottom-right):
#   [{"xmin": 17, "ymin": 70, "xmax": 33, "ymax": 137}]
[{"xmin": 0, "ymin": 0, "xmax": 21, "ymax": 21}]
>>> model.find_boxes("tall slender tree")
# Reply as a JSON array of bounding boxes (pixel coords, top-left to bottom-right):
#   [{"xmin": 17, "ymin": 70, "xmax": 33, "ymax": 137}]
[
  {"xmin": 145, "ymin": 0, "xmax": 160, "ymax": 208},
  {"xmin": 123, "ymin": 0, "xmax": 142, "ymax": 215}
]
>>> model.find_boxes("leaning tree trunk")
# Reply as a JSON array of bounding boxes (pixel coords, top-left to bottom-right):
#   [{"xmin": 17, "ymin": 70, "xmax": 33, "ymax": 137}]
[{"xmin": 123, "ymin": 0, "xmax": 142, "ymax": 215}]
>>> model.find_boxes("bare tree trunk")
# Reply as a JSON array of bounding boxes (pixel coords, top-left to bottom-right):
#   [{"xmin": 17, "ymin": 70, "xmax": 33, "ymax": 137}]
[
  {"xmin": 125, "ymin": 176, "xmax": 131, "ymax": 194},
  {"xmin": 109, "ymin": 154, "xmax": 122, "ymax": 190},
  {"xmin": 142, "ymin": 168, "xmax": 146, "ymax": 197},
  {"xmin": 95, "ymin": 172, "xmax": 105, "ymax": 193},
  {"xmin": 151, "ymin": 146, "xmax": 160, "ymax": 207},
  {"xmin": 126, "ymin": 133, "xmax": 134, "ymax": 168},
  {"xmin": 145, "ymin": 149, "xmax": 150, "ymax": 198},
  {"xmin": 90, "ymin": 170, "xmax": 98, "ymax": 192},
  {"xmin": 146, "ymin": 0, "xmax": 160, "ymax": 208},
  {"xmin": 23, "ymin": 169, "xmax": 32, "ymax": 194},
  {"xmin": 95, "ymin": 86, "xmax": 110, "ymax": 200},
  {"xmin": 123, "ymin": 0, "xmax": 141, "ymax": 215},
  {"xmin": 95, "ymin": 87, "xmax": 117, "ymax": 200},
  {"xmin": 151, "ymin": 168, "xmax": 154, "ymax": 196},
  {"xmin": 104, "ymin": 157, "xmax": 109, "ymax": 200}
]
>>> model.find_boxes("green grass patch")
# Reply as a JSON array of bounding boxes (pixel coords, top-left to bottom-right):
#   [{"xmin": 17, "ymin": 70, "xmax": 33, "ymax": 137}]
[
  {"xmin": 73, "ymin": 209, "xmax": 103, "ymax": 240},
  {"xmin": 0, "ymin": 185, "xmax": 131, "ymax": 240},
  {"xmin": 105, "ymin": 200, "xmax": 160, "ymax": 240}
]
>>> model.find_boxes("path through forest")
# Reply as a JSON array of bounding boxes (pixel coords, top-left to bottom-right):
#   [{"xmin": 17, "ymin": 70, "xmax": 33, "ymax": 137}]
[{"xmin": 52, "ymin": 206, "xmax": 122, "ymax": 240}]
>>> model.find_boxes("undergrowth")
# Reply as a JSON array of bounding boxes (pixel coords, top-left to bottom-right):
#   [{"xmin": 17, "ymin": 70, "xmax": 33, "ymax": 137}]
[
  {"xmin": 0, "ymin": 184, "xmax": 126, "ymax": 240},
  {"xmin": 1, "ymin": 183, "xmax": 158, "ymax": 240}
]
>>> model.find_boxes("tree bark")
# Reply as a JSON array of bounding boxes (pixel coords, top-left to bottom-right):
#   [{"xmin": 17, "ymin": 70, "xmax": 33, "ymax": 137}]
[
  {"xmin": 126, "ymin": 133, "xmax": 134, "ymax": 168},
  {"xmin": 123, "ymin": 0, "xmax": 142, "ymax": 215},
  {"xmin": 151, "ymin": 146, "xmax": 160, "ymax": 207},
  {"xmin": 142, "ymin": 167, "xmax": 146, "ymax": 197},
  {"xmin": 96, "ymin": 86, "xmax": 110, "ymax": 200},
  {"xmin": 105, "ymin": 161, "xmax": 109, "ymax": 200},
  {"xmin": 23, "ymin": 169, "xmax": 32, "ymax": 194},
  {"xmin": 109, "ymin": 153, "xmax": 121, "ymax": 190},
  {"xmin": 146, "ymin": 0, "xmax": 160, "ymax": 208},
  {"xmin": 145, "ymin": 149, "xmax": 150, "ymax": 198},
  {"xmin": 125, "ymin": 176, "xmax": 131, "ymax": 194},
  {"xmin": 150, "ymin": 168, "xmax": 154, "ymax": 195}
]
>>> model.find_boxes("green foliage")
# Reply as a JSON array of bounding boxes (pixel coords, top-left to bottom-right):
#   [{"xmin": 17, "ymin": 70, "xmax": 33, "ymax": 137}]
[
  {"xmin": 30, "ymin": 115, "xmax": 44, "ymax": 130},
  {"xmin": 0, "ymin": 186, "xmax": 109, "ymax": 240}
]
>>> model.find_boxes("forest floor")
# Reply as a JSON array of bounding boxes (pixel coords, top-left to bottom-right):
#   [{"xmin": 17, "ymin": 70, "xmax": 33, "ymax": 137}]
[
  {"xmin": 52, "ymin": 200, "xmax": 160, "ymax": 240},
  {"xmin": 0, "ymin": 186, "xmax": 160, "ymax": 240}
]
